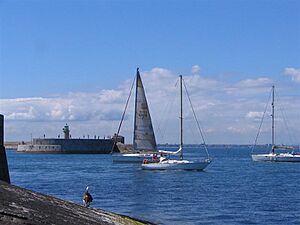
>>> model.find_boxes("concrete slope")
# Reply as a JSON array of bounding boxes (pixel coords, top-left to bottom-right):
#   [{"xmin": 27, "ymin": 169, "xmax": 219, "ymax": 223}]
[{"xmin": 0, "ymin": 181, "xmax": 153, "ymax": 225}]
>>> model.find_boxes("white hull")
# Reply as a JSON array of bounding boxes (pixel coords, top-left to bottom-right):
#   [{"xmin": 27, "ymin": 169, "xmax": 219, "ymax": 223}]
[
  {"xmin": 112, "ymin": 153, "xmax": 158, "ymax": 163},
  {"xmin": 141, "ymin": 159, "xmax": 211, "ymax": 170},
  {"xmin": 252, "ymin": 153, "xmax": 300, "ymax": 162}
]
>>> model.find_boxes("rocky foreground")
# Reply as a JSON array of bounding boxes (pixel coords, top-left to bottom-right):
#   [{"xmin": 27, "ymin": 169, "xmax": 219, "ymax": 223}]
[{"xmin": 0, "ymin": 181, "xmax": 153, "ymax": 225}]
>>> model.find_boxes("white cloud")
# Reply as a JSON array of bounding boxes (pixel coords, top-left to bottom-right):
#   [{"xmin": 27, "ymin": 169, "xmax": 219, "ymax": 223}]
[
  {"xmin": 6, "ymin": 106, "xmax": 36, "ymax": 120},
  {"xmin": 227, "ymin": 126, "xmax": 247, "ymax": 134},
  {"xmin": 1, "ymin": 92, "xmax": 125, "ymax": 122},
  {"xmin": 225, "ymin": 77, "xmax": 273, "ymax": 96},
  {"xmin": 284, "ymin": 67, "xmax": 300, "ymax": 83},
  {"xmin": 1, "ymin": 66, "xmax": 299, "ymax": 145},
  {"xmin": 236, "ymin": 78, "xmax": 273, "ymax": 88},
  {"xmin": 246, "ymin": 111, "xmax": 264, "ymax": 119},
  {"xmin": 98, "ymin": 89, "xmax": 123, "ymax": 103},
  {"xmin": 191, "ymin": 65, "xmax": 201, "ymax": 74}
]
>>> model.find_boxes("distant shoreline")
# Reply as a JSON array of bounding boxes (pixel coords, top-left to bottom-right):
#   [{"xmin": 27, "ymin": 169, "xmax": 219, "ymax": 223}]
[{"xmin": 5, "ymin": 141, "xmax": 297, "ymax": 150}]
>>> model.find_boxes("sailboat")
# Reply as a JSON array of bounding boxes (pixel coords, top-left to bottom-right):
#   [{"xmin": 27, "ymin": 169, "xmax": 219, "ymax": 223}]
[
  {"xmin": 141, "ymin": 75, "xmax": 212, "ymax": 170},
  {"xmin": 251, "ymin": 86, "xmax": 300, "ymax": 162},
  {"xmin": 112, "ymin": 68, "xmax": 159, "ymax": 163}
]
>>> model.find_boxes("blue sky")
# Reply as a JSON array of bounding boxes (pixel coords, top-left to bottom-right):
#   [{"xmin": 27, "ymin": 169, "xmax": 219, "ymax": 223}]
[{"xmin": 0, "ymin": 0, "xmax": 299, "ymax": 143}]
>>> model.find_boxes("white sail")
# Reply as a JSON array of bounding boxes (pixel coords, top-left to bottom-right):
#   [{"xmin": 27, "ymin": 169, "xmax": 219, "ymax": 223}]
[{"xmin": 133, "ymin": 69, "xmax": 157, "ymax": 151}]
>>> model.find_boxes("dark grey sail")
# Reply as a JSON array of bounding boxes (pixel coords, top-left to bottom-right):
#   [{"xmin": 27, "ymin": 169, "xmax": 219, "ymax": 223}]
[{"xmin": 133, "ymin": 68, "xmax": 157, "ymax": 151}]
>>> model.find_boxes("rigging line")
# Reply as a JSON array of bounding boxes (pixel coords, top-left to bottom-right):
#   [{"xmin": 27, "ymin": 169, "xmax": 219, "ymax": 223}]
[
  {"xmin": 157, "ymin": 92, "xmax": 177, "ymax": 143},
  {"xmin": 182, "ymin": 78, "xmax": 210, "ymax": 158},
  {"xmin": 156, "ymin": 79, "xmax": 179, "ymax": 143},
  {"xmin": 111, "ymin": 76, "xmax": 136, "ymax": 153},
  {"xmin": 275, "ymin": 90, "xmax": 296, "ymax": 145},
  {"xmin": 251, "ymin": 87, "xmax": 272, "ymax": 154},
  {"xmin": 155, "ymin": 93, "xmax": 171, "ymax": 142}
]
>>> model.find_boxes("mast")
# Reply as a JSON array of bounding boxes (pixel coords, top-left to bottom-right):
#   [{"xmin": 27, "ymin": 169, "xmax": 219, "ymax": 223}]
[
  {"xmin": 133, "ymin": 68, "xmax": 139, "ymax": 149},
  {"xmin": 271, "ymin": 85, "xmax": 275, "ymax": 153},
  {"xmin": 111, "ymin": 75, "xmax": 135, "ymax": 153},
  {"xmin": 180, "ymin": 75, "xmax": 183, "ymax": 160}
]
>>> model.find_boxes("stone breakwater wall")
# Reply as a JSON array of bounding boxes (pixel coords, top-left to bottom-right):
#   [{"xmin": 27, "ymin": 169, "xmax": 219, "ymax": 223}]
[{"xmin": 17, "ymin": 138, "xmax": 123, "ymax": 154}]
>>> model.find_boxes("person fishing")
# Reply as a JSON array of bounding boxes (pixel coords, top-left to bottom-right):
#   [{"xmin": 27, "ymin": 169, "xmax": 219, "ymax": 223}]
[{"xmin": 82, "ymin": 186, "xmax": 93, "ymax": 207}]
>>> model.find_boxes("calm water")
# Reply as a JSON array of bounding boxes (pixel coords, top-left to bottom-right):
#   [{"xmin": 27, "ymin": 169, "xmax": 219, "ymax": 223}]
[{"xmin": 6, "ymin": 147, "xmax": 300, "ymax": 225}]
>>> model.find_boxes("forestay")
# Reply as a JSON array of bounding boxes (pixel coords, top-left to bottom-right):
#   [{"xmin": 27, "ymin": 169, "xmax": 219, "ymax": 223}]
[{"xmin": 133, "ymin": 69, "xmax": 157, "ymax": 151}]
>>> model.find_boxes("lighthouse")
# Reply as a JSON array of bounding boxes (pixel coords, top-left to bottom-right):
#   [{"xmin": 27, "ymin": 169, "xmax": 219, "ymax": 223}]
[{"xmin": 63, "ymin": 124, "xmax": 70, "ymax": 139}]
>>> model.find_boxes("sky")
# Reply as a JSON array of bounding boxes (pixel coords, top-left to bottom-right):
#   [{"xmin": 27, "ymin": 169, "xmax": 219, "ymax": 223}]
[{"xmin": 0, "ymin": 0, "xmax": 299, "ymax": 144}]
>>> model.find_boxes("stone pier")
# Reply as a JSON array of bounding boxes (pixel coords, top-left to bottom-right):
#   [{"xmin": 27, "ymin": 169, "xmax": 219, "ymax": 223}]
[{"xmin": 0, "ymin": 181, "xmax": 153, "ymax": 225}]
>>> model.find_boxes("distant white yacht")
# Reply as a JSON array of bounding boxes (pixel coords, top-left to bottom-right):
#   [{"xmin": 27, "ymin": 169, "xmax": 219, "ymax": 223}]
[
  {"xmin": 251, "ymin": 86, "xmax": 300, "ymax": 162},
  {"xmin": 252, "ymin": 151, "xmax": 300, "ymax": 162}
]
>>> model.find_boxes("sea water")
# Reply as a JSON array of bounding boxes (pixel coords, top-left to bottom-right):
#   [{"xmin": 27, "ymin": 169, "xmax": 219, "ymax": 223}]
[{"xmin": 6, "ymin": 147, "xmax": 300, "ymax": 225}]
